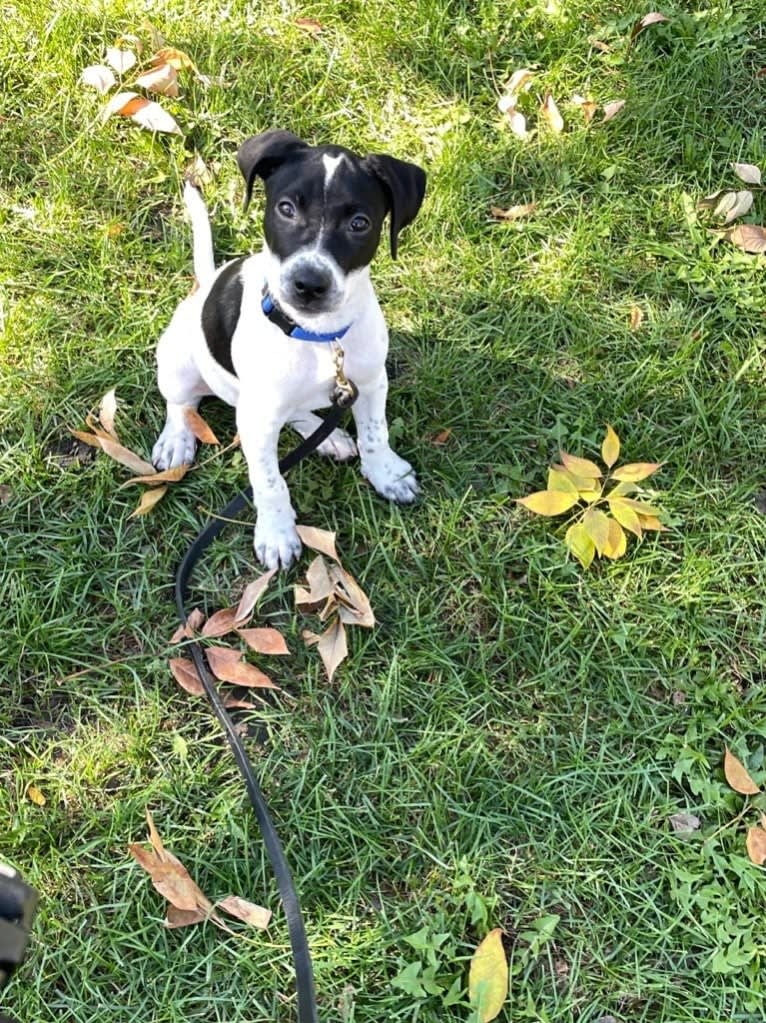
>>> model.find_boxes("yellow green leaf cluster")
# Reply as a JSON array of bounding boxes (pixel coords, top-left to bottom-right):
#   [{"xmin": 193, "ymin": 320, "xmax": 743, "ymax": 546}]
[{"xmin": 516, "ymin": 425, "xmax": 667, "ymax": 567}]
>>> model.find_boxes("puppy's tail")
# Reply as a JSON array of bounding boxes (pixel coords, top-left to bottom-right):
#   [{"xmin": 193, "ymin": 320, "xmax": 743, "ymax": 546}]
[{"xmin": 183, "ymin": 180, "xmax": 216, "ymax": 288}]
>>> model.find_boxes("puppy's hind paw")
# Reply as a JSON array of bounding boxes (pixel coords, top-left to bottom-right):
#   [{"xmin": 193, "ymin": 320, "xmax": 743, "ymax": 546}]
[{"xmin": 316, "ymin": 428, "xmax": 358, "ymax": 462}]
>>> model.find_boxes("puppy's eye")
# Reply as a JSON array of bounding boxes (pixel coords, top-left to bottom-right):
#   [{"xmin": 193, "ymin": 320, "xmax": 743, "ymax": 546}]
[
  {"xmin": 278, "ymin": 200, "xmax": 296, "ymax": 219},
  {"xmin": 349, "ymin": 214, "xmax": 371, "ymax": 233}
]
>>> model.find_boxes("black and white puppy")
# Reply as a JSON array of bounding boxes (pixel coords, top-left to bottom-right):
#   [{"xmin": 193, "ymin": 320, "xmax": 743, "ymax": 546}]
[{"xmin": 152, "ymin": 130, "xmax": 426, "ymax": 569}]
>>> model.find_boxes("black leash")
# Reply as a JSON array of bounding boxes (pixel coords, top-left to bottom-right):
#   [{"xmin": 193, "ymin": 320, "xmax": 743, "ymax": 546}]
[{"xmin": 175, "ymin": 389, "xmax": 356, "ymax": 1023}]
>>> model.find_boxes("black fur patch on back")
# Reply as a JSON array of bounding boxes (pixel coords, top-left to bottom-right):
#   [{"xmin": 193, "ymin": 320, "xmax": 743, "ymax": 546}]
[{"xmin": 201, "ymin": 258, "xmax": 246, "ymax": 377}]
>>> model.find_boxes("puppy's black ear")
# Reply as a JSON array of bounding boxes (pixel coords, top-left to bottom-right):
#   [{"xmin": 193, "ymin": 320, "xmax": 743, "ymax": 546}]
[
  {"xmin": 237, "ymin": 130, "xmax": 309, "ymax": 211},
  {"xmin": 363, "ymin": 155, "xmax": 426, "ymax": 259}
]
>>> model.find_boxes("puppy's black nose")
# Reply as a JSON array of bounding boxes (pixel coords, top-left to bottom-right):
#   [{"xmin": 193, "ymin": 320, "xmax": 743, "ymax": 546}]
[{"xmin": 292, "ymin": 267, "xmax": 331, "ymax": 301}]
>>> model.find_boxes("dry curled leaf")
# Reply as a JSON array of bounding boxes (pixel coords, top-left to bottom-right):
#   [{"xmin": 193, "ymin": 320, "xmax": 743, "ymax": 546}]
[
  {"xmin": 129, "ymin": 485, "xmax": 168, "ymax": 518},
  {"xmin": 315, "ymin": 619, "xmax": 347, "ymax": 681},
  {"xmin": 105, "ymin": 47, "xmax": 137, "ymax": 73},
  {"xmin": 629, "ymin": 305, "xmax": 644, "ymax": 332},
  {"xmin": 469, "ymin": 928, "xmax": 508, "ymax": 1023},
  {"xmin": 296, "ymin": 524, "xmax": 340, "ymax": 563},
  {"xmin": 129, "ymin": 812, "xmax": 213, "ymax": 914},
  {"xmin": 629, "ymin": 11, "xmax": 670, "ymax": 45},
  {"xmin": 201, "ymin": 607, "xmax": 240, "ymax": 639},
  {"xmin": 135, "ymin": 62, "xmax": 179, "ymax": 98},
  {"xmin": 97, "ymin": 388, "xmax": 119, "ymax": 440},
  {"xmin": 732, "ymin": 162, "xmax": 762, "ymax": 186},
  {"xmin": 153, "ymin": 46, "xmax": 196, "ymax": 71},
  {"xmin": 490, "ymin": 202, "xmax": 537, "ymax": 221},
  {"xmin": 26, "ymin": 785, "xmax": 46, "ymax": 807},
  {"xmin": 503, "ymin": 108, "xmax": 528, "ymax": 139},
  {"xmin": 541, "ymin": 93, "xmax": 564, "ymax": 133},
  {"xmin": 184, "ymin": 408, "xmax": 219, "ymax": 445},
  {"xmin": 237, "ymin": 627, "xmax": 290, "ymax": 656},
  {"xmin": 216, "ymin": 895, "xmax": 271, "ymax": 929},
  {"xmin": 81, "ymin": 64, "xmax": 116, "ymax": 94},
  {"xmin": 602, "ymin": 100, "xmax": 626, "ymax": 122},
  {"xmin": 503, "ymin": 67, "xmax": 535, "ymax": 105},
  {"xmin": 725, "ymin": 224, "xmax": 766, "ymax": 254},
  {"xmin": 571, "ymin": 94, "xmax": 598, "ymax": 124},
  {"xmin": 119, "ymin": 464, "xmax": 188, "ymax": 488},
  {"xmin": 295, "ymin": 17, "xmax": 324, "ymax": 35},
  {"xmin": 746, "ymin": 827, "xmax": 766, "ymax": 865},
  {"xmin": 205, "ymin": 646, "xmax": 278, "ymax": 689},
  {"xmin": 328, "ymin": 564, "xmax": 376, "ymax": 627},
  {"xmin": 170, "ymin": 607, "xmax": 206, "ymax": 644},
  {"xmin": 169, "ymin": 657, "xmax": 204, "ymax": 696},
  {"xmin": 724, "ymin": 748, "xmax": 760, "ymax": 795},
  {"xmin": 429, "ymin": 427, "xmax": 453, "ymax": 445},
  {"xmin": 235, "ymin": 569, "xmax": 277, "ymax": 623}
]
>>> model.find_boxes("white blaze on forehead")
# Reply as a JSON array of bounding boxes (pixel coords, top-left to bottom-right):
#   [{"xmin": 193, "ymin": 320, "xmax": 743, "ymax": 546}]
[{"xmin": 322, "ymin": 153, "xmax": 345, "ymax": 192}]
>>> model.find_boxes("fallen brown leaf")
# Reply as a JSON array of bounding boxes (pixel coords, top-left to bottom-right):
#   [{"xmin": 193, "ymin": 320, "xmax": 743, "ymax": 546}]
[
  {"xmin": 237, "ymin": 627, "xmax": 290, "ymax": 656},
  {"xmin": 328, "ymin": 564, "xmax": 375, "ymax": 628},
  {"xmin": 201, "ymin": 607, "xmax": 240, "ymax": 639},
  {"xmin": 222, "ymin": 694, "xmax": 260, "ymax": 711},
  {"xmin": 27, "ymin": 785, "xmax": 46, "ymax": 807},
  {"xmin": 170, "ymin": 607, "xmax": 206, "ymax": 644},
  {"xmin": 724, "ymin": 747, "xmax": 760, "ymax": 795},
  {"xmin": 296, "ymin": 555, "xmax": 334, "ymax": 608},
  {"xmin": 590, "ymin": 38, "xmax": 611, "ymax": 53},
  {"xmin": 429, "ymin": 427, "xmax": 453, "ymax": 445},
  {"xmin": 184, "ymin": 408, "xmax": 219, "ymax": 445},
  {"xmin": 216, "ymin": 895, "xmax": 271, "ymax": 929},
  {"xmin": 732, "ymin": 162, "xmax": 762, "ymax": 186},
  {"xmin": 235, "ymin": 568, "xmax": 277, "ymax": 622},
  {"xmin": 629, "ymin": 305, "xmax": 644, "ymax": 331},
  {"xmin": 295, "ymin": 17, "xmax": 323, "ymax": 34},
  {"xmin": 129, "ymin": 812, "xmax": 213, "ymax": 915},
  {"xmin": 165, "ymin": 905, "xmax": 208, "ymax": 929},
  {"xmin": 315, "ymin": 619, "xmax": 347, "ymax": 681},
  {"xmin": 135, "ymin": 62, "xmax": 179, "ymax": 98},
  {"xmin": 602, "ymin": 100, "xmax": 626, "ymax": 122},
  {"xmin": 81, "ymin": 64, "xmax": 117, "ymax": 94},
  {"xmin": 490, "ymin": 203, "xmax": 537, "ymax": 221},
  {"xmin": 153, "ymin": 46, "xmax": 197, "ymax": 71},
  {"xmin": 169, "ymin": 657, "xmax": 204, "ymax": 696},
  {"xmin": 746, "ymin": 826, "xmax": 766, "ymax": 865},
  {"xmin": 105, "ymin": 47, "xmax": 137, "ymax": 73},
  {"xmin": 629, "ymin": 11, "xmax": 670, "ymax": 46},
  {"xmin": 725, "ymin": 224, "xmax": 766, "ymax": 254},
  {"xmin": 205, "ymin": 646, "xmax": 278, "ymax": 689},
  {"xmin": 504, "ymin": 108, "xmax": 528, "ymax": 139},
  {"xmin": 119, "ymin": 465, "xmax": 188, "ymax": 488},
  {"xmin": 296, "ymin": 524, "xmax": 340, "ymax": 562},
  {"xmin": 541, "ymin": 93, "xmax": 564, "ymax": 133},
  {"xmin": 571, "ymin": 94, "xmax": 598, "ymax": 124},
  {"xmin": 129, "ymin": 485, "xmax": 168, "ymax": 518},
  {"xmin": 70, "ymin": 429, "xmax": 156, "ymax": 475}
]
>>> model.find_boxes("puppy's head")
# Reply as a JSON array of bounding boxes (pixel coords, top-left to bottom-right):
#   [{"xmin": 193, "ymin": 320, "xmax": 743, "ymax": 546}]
[{"xmin": 237, "ymin": 130, "xmax": 426, "ymax": 320}]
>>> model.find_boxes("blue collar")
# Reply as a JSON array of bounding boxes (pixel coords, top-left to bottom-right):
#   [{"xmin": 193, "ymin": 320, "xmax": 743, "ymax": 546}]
[{"xmin": 261, "ymin": 289, "xmax": 351, "ymax": 344}]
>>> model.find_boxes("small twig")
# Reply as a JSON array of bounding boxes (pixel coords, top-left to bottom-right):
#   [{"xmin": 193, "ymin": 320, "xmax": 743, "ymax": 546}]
[{"xmin": 703, "ymin": 804, "xmax": 750, "ymax": 845}]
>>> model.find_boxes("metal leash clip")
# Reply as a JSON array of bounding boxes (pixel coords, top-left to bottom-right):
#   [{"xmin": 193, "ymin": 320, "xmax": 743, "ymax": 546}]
[{"xmin": 331, "ymin": 342, "xmax": 358, "ymax": 408}]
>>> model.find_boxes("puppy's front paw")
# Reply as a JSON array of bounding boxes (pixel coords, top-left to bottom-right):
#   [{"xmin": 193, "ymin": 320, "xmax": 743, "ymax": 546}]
[
  {"xmin": 253, "ymin": 520, "xmax": 302, "ymax": 570},
  {"xmin": 362, "ymin": 450, "xmax": 420, "ymax": 504},
  {"xmin": 152, "ymin": 424, "xmax": 197, "ymax": 470}
]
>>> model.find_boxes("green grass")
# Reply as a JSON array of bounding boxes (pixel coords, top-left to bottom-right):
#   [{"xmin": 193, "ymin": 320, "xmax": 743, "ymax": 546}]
[{"xmin": 3, "ymin": 1, "xmax": 766, "ymax": 1020}]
